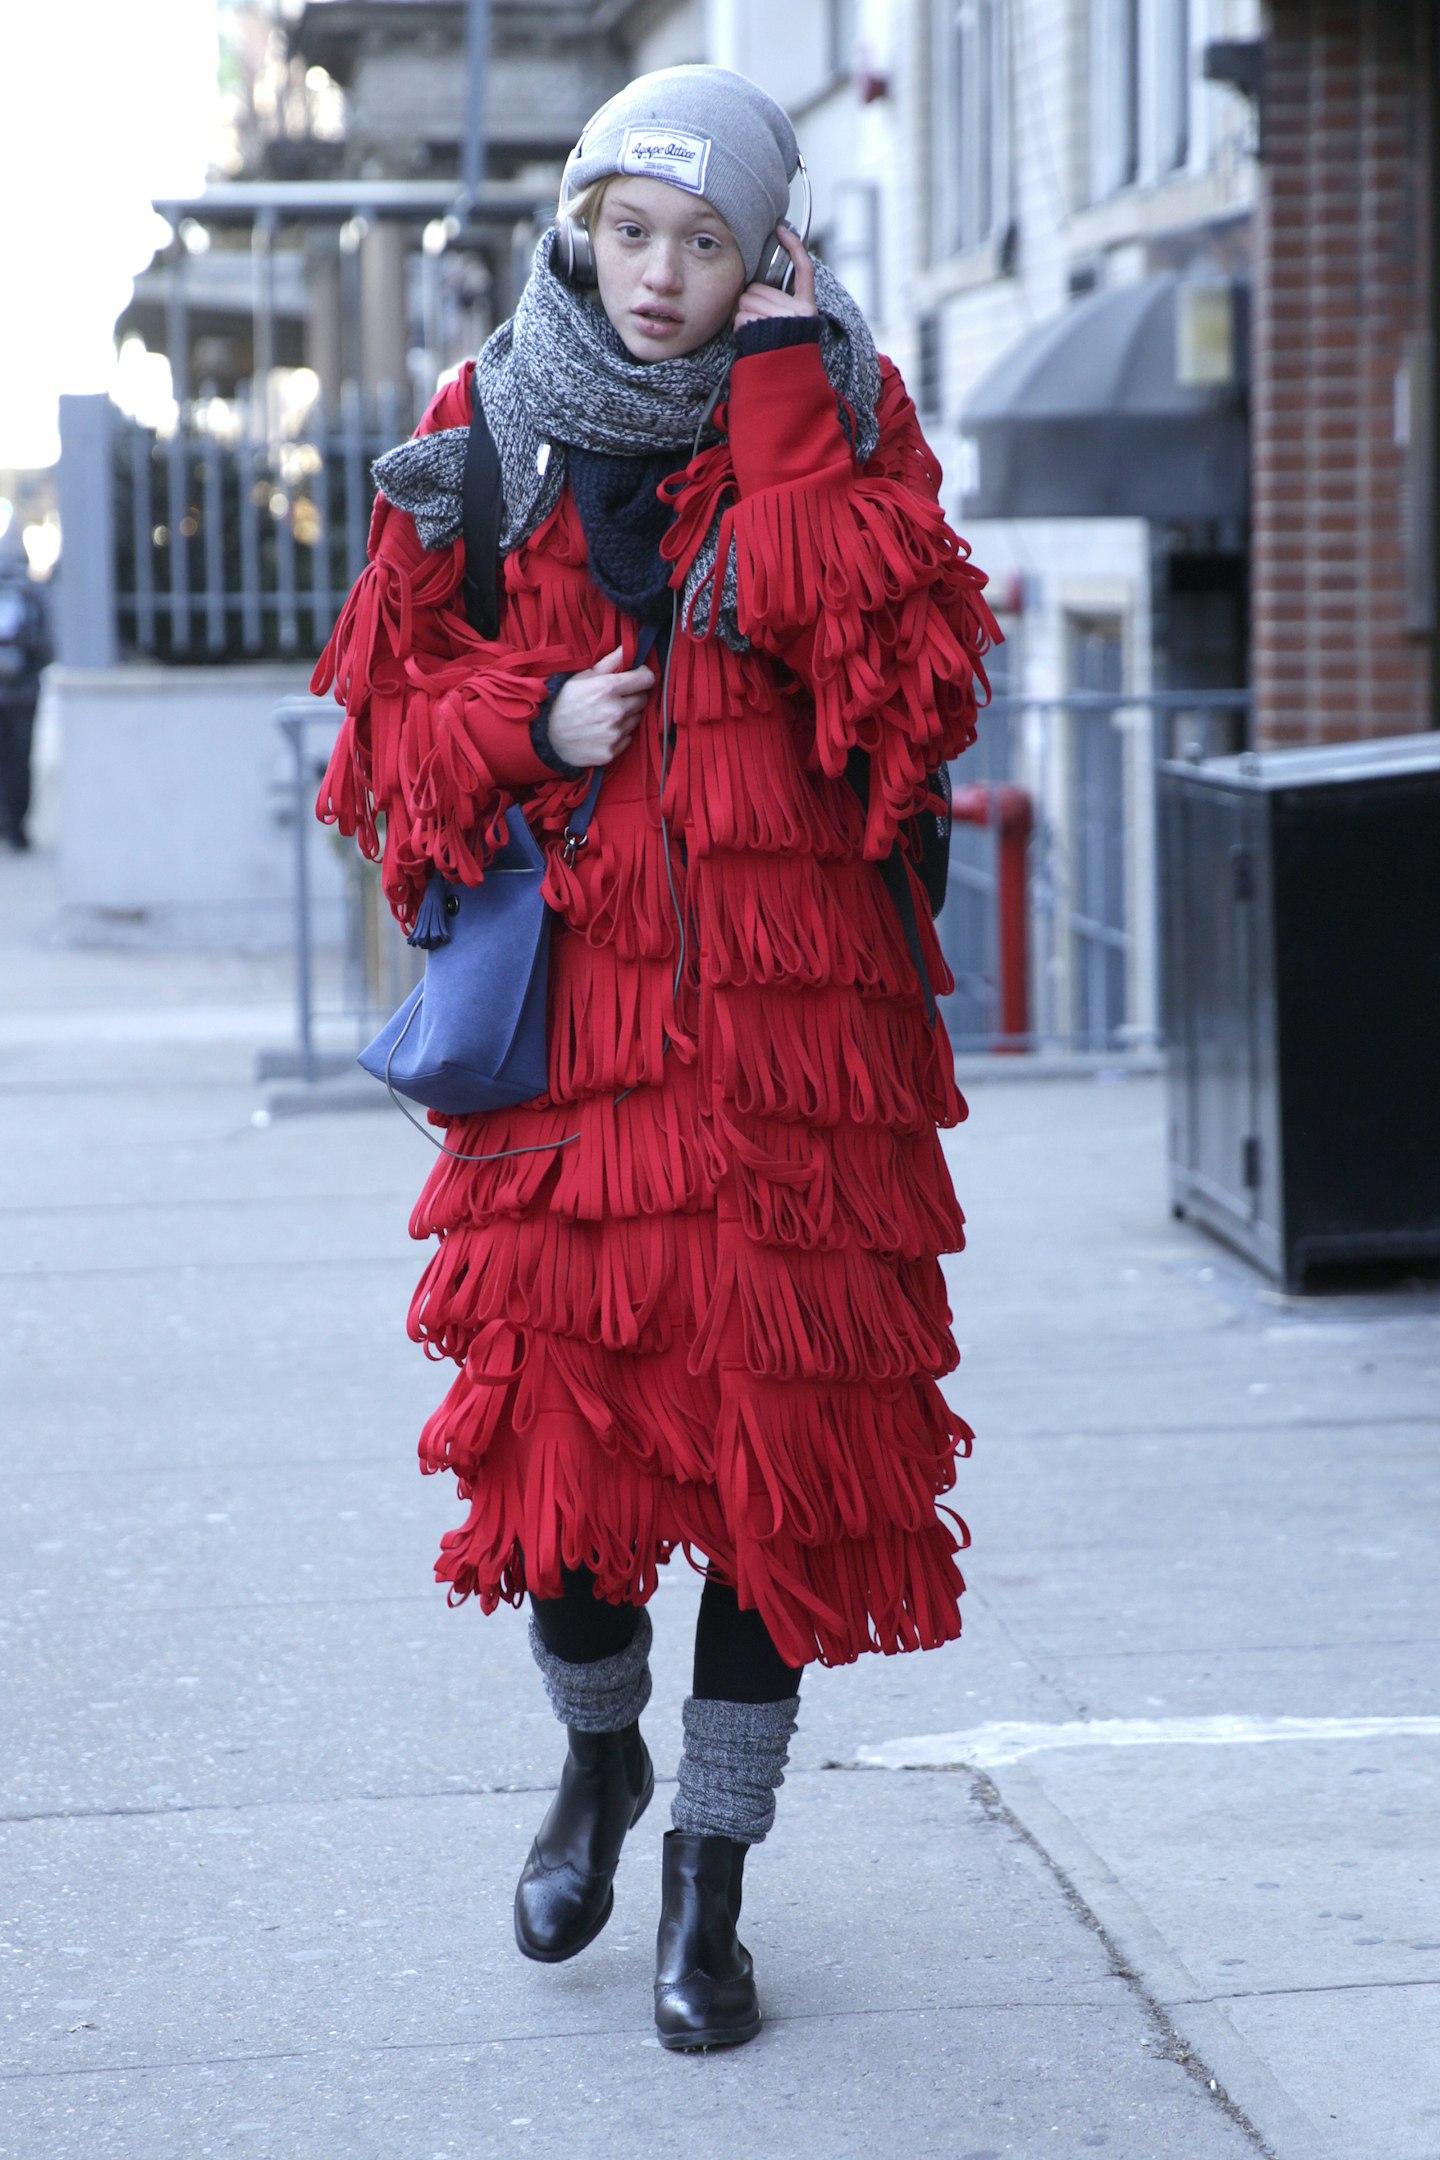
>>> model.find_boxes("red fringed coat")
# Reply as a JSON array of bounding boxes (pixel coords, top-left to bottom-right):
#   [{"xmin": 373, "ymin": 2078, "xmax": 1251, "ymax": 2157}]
[{"xmin": 313, "ymin": 338, "xmax": 1000, "ymax": 1669}]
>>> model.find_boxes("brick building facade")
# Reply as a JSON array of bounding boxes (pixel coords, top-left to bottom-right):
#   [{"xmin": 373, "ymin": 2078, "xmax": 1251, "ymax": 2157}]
[{"xmin": 1253, "ymin": 0, "xmax": 1436, "ymax": 745}]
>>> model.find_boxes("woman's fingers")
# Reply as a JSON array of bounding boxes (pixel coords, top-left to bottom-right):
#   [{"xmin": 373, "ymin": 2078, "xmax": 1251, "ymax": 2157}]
[
  {"xmin": 546, "ymin": 645, "xmax": 656, "ymax": 764},
  {"xmin": 583, "ymin": 650, "xmax": 654, "ymax": 691},
  {"xmin": 599, "ymin": 677, "xmax": 650, "ymax": 719},
  {"xmin": 733, "ymin": 226, "xmax": 819, "ymax": 330},
  {"xmin": 734, "ymin": 291, "xmax": 793, "ymax": 326}
]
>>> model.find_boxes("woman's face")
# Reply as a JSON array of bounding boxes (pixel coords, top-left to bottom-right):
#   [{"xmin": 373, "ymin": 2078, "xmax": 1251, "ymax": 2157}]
[{"xmin": 590, "ymin": 176, "xmax": 749, "ymax": 360}]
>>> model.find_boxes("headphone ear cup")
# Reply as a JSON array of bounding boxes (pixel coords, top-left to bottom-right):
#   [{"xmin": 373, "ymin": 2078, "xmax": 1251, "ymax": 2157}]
[
  {"xmin": 559, "ymin": 218, "xmax": 597, "ymax": 285},
  {"xmin": 755, "ymin": 234, "xmax": 795, "ymax": 293}
]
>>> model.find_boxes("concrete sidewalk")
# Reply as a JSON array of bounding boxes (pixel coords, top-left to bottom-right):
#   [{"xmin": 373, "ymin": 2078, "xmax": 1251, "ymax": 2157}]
[{"xmin": 2, "ymin": 836, "xmax": 1437, "ymax": 2160}]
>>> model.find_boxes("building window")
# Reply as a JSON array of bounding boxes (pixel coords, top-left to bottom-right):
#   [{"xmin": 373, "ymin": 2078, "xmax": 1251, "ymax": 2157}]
[
  {"xmin": 1152, "ymin": 0, "xmax": 1191, "ymax": 175},
  {"xmin": 930, "ymin": 0, "xmax": 1011, "ymax": 262},
  {"xmin": 830, "ymin": 176, "xmax": 882, "ymax": 322},
  {"xmin": 1089, "ymin": 0, "xmax": 1140, "ymax": 200},
  {"xmin": 1091, "ymin": 0, "xmax": 1193, "ymax": 201},
  {"xmin": 827, "ymin": 0, "xmax": 859, "ymax": 77}
]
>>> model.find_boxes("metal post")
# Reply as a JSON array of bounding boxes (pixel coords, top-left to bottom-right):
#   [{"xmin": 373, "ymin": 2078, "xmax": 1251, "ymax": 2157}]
[
  {"xmin": 252, "ymin": 208, "xmax": 278, "ymax": 443},
  {"xmin": 238, "ymin": 401, "xmax": 263, "ymax": 653},
  {"xmin": 275, "ymin": 483, "xmax": 299, "ymax": 653},
  {"xmin": 129, "ymin": 419, "xmax": 156, "ymax": 652},
  {"xmin": 309, "ymin": 399, "xmax": 332, "ymax": 643},
  {"xmin": 202, "ymin": 420, "xmax": 225, "ymax": 652},
  {"xmin": 461, "ymin": 0, "xmax": 492, "ymax": 210},
  {"xmin": 163, "ymin": 228, "xmax": 191, "ymax": 653},
  {"xmin": 285, "ymin": 709, "xmax": 317, "ymax": 1084},
  {"xmin": 340, "ymin": 377, "xmax": 365, "ymax": 584},
  {"xmin": 55, "ymin": 396, "xmax": 118, "ymax": 667},
  {"xmin": 984, "ymin": 736, "xmax": 1002, "ymax": 1045}
]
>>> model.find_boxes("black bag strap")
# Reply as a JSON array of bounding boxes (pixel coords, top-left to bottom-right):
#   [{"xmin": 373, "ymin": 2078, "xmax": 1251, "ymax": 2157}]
[
  {"xmin": 461, "ymin": 373, "xmax": 503, "ymax": 640},
  {"xmin": 844, "ymin": 747, "xmax": 938, "ymax": 1027}
]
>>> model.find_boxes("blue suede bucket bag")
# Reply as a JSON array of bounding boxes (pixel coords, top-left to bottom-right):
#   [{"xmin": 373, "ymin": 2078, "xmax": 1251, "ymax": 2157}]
[{"xmin": 357, "ymin": 762, "xmax": 604, "ymax": 1118}]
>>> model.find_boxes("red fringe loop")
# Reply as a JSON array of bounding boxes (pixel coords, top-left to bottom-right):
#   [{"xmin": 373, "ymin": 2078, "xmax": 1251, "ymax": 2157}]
[
  {"xmin": 672, "ymin": 700, "xmax": 856, "ymax": 860},
  {"xmin": 546, "ymin": 938, "xmax": 684, "ymax": 1099},
  {"xmin": 686, "ymin": 1231, "xmax": 958, "ymax": 1386},
  {"xmin": 701, "ymin": 980, "xmax": 962, "ymax": 1130},
  {"xmin": 539, "ymin": 802, "xmax": 684, "ymax": 961},
  {"xmin": 719, "ymin": 1108, "xmax": 968, "ymax": 1258},
  {"xmin": 409, "ymin": 1208, "xmax": 716, "ymax": 1364},
  {"xmin": 411, "ymin": 1061, "xmax": 717, "ymax": 1235},
  {"xmin": 713, "ymin": 1370, "xmax": 966, "ymax": 1547}
]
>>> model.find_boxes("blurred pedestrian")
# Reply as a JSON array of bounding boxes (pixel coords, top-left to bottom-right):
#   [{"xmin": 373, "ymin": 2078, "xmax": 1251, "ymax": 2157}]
[
  {"xmin": 0, "ymin": 528, "xmax": 49, "ymax": 851},
  {"xmin": 315, "ymin": 64, "xmax": 999, "ymax": 2050}
]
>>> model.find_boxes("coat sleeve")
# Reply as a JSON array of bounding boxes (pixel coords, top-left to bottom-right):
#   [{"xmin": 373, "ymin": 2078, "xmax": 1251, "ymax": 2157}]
[
  {"xmin": 311, "ymin": 368, "xmax": 573, "ymax": 928},
  {"xmin": 696, "ymin": 344, "xmax": 1002, "ymax": 862}
]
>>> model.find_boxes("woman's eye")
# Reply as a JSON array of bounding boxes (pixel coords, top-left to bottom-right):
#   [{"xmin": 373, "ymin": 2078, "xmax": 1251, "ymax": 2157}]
[{"xmin": 618, "ymin": 225, "xmax": 645, "ymax": 240}]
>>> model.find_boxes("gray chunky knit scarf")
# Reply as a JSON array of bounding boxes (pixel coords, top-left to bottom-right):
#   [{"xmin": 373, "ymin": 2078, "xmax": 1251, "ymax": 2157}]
[{"xmin": 373, "ymin": 226, "xmax": 881, "ymax": 650}]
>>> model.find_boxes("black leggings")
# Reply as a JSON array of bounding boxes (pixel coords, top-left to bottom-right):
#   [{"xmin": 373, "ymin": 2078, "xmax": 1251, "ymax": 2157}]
[{"xmin": 530, "ymin": 1564, "xmax": 803, "ymax": 1705}]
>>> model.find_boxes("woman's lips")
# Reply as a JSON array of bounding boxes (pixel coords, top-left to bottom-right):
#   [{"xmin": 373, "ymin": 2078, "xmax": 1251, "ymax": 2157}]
[{"xmin": 633, "ymin": 309, "xmax": 683, "ymax": 337}]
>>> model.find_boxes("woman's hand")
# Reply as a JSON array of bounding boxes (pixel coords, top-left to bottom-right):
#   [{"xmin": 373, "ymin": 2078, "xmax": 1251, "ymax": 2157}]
[
  {"xmin": 545, "ymin": 644, "xmax": 653, "ymax": 767},
  {"xmin": 732, "ymin": 224, "xmax": 817, "ymax": 331}
]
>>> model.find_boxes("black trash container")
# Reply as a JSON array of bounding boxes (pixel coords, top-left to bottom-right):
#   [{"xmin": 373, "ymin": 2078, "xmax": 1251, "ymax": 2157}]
[{"xmin": 1160, "ymin": 732, "xmax": 1440, "ymax": 1291}]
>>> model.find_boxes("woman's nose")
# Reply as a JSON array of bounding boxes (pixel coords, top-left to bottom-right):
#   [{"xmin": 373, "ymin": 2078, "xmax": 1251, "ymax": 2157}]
[{"xmin": 642, "ymin": 242, "xmax": 683, "ymax": 292}]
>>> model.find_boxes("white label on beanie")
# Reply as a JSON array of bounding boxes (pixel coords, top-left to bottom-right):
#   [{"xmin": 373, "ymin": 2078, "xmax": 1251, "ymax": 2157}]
[{"xmin": 617, "ymin": 125, "xmax": 712, "ymax": 196}]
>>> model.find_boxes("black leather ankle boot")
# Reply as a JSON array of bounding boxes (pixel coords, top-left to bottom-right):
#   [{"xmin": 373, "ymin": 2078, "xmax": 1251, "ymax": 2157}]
[
  {"xmin": 513, "ymin": 1722, "xmax": 654, "ymax": 1962},
  {"xmin": 653, "ymin": 1827, "xmax": 761, "ymax": 2049}
]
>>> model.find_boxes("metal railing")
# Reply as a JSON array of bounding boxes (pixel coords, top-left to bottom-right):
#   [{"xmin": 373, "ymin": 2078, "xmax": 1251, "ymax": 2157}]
[
  {"xmin": 274, "ymin": 697, "xmax": 422, "ymax": 1082},
  {"xmin": 274, "ymin": 687, "xmax": 1252, "ymax": 1080},
  {"xmin": 944, "ymin": 690, "xmax": 1251, "ymax": 1054}
]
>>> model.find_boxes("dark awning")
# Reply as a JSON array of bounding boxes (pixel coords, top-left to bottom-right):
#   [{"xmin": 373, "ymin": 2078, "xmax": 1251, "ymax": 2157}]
[{"xmin": 956, "ymin": 273, "xmax": 1248, "ymax": 522}]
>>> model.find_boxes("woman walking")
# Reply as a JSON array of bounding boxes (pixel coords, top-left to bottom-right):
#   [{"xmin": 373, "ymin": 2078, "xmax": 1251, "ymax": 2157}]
[{"xmin": 314, "ymin": 64, "xmax": 998, "ymax": 2050}]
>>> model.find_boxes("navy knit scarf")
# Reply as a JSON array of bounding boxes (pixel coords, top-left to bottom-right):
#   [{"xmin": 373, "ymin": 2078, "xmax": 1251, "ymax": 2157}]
[{"xmin": 567, "ymin": 445, "xmax": 678, "ymax": 627}]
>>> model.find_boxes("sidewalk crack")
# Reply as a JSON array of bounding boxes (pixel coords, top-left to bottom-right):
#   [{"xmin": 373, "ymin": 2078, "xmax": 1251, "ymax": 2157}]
[{"xmin": 968, "ymin": 1769, "xmax": 1277, "ymax": 2157}]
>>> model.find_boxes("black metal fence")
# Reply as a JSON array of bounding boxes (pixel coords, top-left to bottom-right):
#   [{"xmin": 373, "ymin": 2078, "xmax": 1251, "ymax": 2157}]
[
  {"xmin": 56, "ymin": 390, "xmax": 418, "ymax": 669},
  {"xmin": 112, "ymin": 391, "xmax": 408, "ymax": 663}
]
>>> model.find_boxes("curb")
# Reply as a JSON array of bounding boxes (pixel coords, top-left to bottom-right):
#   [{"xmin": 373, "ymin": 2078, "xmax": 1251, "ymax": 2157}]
[
  {"xmin": 261, "ymin": 1073, "xmax": 388, "ymax": 1118},
  {"xmin": 954, "ymin": 1050, "xmax": 1165, "ymax": 1083}
]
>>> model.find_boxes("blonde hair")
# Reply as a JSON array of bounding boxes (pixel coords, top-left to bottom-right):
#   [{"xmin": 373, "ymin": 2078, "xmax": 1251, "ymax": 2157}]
[{"xmin": 563, "ymin": 176, "xmax": 614, "ymax": 231}]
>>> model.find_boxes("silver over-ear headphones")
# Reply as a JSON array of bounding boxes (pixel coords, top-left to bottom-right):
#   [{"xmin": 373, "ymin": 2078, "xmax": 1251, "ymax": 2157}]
[
  {"xmin": 554, "ymin": 145, "xmax": 599, "ymax": 286},
  {"xmin": 749, "ymin": 159, "xmax": 813, "ymax": 291},
  {"xmin": 554, "ymin": 147, "xmax": 812, "ymax": 293}
]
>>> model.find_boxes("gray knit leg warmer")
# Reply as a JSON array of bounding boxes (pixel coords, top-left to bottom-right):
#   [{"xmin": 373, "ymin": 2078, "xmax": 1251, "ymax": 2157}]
[
  {"xmin": 526, "ymin": 1607, "xmax": 653, "ymax": 1733},
  {"xmin": 670, "ymin": 1693, "xmax": 801, "ymax": 1845}
]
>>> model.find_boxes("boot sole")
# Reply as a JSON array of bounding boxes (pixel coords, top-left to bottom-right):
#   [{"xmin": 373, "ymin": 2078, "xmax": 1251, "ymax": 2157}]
[
  {"xmin": 513, "ymin": 1772, "xmax": 654, "ymax": 1965},
  {"xmin": 657, "ymin": 2014, "xmax": 762, "ymax": 2052}
]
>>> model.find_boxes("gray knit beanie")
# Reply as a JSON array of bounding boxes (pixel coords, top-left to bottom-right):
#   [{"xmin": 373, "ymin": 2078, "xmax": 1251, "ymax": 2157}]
[{"xmin": 563, "ymin": 64, "xmax": 798, "ymax": 281}]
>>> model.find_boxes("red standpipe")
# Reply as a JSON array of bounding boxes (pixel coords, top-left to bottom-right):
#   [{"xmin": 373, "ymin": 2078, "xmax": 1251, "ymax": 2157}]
[{"xmin": 949, "ymin": 783, "xmax": 1034, "ymax": 1051}]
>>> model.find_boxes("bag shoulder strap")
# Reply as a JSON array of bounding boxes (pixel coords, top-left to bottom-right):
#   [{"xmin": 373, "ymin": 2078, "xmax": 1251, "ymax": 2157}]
[
  {"xmin": 460, "ymin": 371, "xmax": 606, "ymax": 833},
  {"xmin": 560, "ymin": 624, "xmax": 659, "ymax": 855},
  {"xmin": 461, "ymin": 371, "xmax": 503, "ymax": 640},
  {"xmin": 844, "ymin": 745, "xmax": 938, "ymax": 1026}
]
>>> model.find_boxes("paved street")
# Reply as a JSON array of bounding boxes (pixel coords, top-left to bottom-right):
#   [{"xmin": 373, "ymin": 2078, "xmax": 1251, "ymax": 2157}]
[{"xmin": 2, "ymin": 834, "xmax": 1438, "ymax": 2160}]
